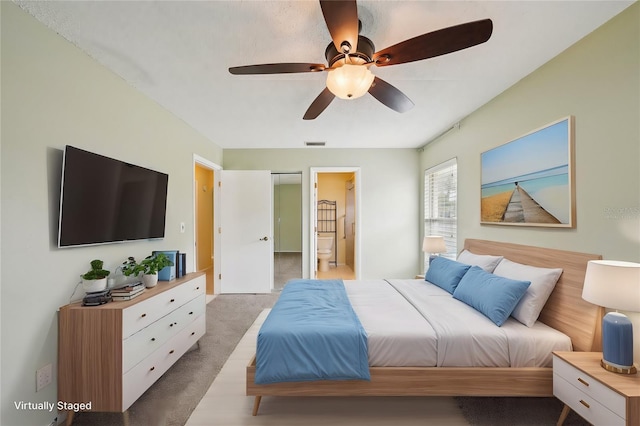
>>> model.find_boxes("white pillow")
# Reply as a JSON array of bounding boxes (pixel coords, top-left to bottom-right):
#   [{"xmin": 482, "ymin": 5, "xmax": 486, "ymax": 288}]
[
  {"xmin": 456, "ymin": 249, "xmax": 503, "ymax": 273},
  {"xmin": 493, "ymin": 258, "xmax": 563, "ymax": 327}
]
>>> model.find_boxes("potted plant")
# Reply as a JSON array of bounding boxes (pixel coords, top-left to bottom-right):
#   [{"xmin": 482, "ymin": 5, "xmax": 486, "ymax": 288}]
[
  {"xmin": 120, "ymin": 256, "xmax": 140, "ymax": 277},
  {"xmin": 137, "ymin": 253, "xmax": 174, "ymax": 288},
  {"xmin": 81, "ymin": 259, "xmax": 110, "ymax": 293}
]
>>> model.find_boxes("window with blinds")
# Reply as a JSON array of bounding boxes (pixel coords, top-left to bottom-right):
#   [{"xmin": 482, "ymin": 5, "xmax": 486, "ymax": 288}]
[{"xmin": 424, "ymin": 158, "xmax": 457, "ymax": 270}]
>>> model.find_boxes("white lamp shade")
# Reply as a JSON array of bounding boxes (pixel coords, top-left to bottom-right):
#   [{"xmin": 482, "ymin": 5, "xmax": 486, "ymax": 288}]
[
  {"xmin": 422, "ymin": 236, "xmax": 447, "ymax": 254},
  {"xmin": 326, "ymin": 64, "xmax": 375, "ymax": 100},
  {"xmin": 582, "ymin": 260, "xmax": 640, "ymax": 312}
]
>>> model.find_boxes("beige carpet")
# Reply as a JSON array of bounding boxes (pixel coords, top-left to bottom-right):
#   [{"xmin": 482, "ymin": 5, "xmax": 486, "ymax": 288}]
[
  {"xmin": 68, "ymin": 294, "xmax": 279, "ymax": 426},
  {"xmin": 274, "ymin": 252, "xmax": 302, "ymax": 290}
]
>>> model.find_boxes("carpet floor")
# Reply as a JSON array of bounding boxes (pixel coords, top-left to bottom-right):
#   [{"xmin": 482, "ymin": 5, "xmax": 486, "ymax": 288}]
[
  {"xmin": 70, "ymin": 293, "xmax": 279, "ymax": 426},
  {"xmin": 70, "ymin": 293, "xmax": 590, "ymax": 426},
  {"xmin": 455, "ymin": 396, "xmax": 589, "ymax": 425},
  {"xmin": 274, "ymin": 252, "xmax": 302, "ymax": 290}
]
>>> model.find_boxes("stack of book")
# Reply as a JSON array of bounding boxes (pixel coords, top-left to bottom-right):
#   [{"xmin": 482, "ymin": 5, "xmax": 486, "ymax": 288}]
[{"xmin": 111, "ymin": 282, "xmax": 145, "ymax": 301}]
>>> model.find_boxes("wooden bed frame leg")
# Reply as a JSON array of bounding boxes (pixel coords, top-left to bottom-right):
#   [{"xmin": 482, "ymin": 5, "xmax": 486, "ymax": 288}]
[
  {"xmin": 556, "ymin": 404, "xmax": 571, "ymax": 426},
  {"xmin": 252, "ymin": 396, "xmax": 262, "ymax": 416}
]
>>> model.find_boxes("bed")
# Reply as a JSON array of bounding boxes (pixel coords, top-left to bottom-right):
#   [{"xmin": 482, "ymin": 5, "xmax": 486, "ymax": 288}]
[{"xmin": 247, "ymin": 239, "xmax": 603, "ymax": 415}]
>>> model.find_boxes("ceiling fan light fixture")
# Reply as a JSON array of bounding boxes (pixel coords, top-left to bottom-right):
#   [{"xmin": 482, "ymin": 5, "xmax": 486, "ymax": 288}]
[{"xmin": 325, "ymin": 64, "xmax": 374, "ymax": 100}]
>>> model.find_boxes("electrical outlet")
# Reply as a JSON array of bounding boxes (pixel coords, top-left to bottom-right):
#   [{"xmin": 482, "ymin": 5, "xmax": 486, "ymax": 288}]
[{"xmin": 36, "ymin": 363, "xmax": 52, "ymax": 392}]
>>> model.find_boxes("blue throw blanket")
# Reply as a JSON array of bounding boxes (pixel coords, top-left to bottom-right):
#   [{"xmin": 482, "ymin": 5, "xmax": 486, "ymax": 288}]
[{"xmin": 255, "ymin": 279, "xmax": 370, "ymax": 384}]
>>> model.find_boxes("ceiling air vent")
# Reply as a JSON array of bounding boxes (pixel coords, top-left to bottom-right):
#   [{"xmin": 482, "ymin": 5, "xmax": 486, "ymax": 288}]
[{"xmin": 305, "ymin": 141, "xmax": 326, "ymax": 147}]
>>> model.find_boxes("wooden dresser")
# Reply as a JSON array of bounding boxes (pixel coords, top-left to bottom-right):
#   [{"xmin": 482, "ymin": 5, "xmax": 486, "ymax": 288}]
[{"xmin": 58, "ymin": 272, "xmax": 206, "ymax": 425}]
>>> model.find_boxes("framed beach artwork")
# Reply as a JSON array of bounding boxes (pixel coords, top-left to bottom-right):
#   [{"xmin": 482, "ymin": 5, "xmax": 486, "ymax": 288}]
[{"xmin": 480, "ymin": 116, "xmax": 575, "ymax": 227}]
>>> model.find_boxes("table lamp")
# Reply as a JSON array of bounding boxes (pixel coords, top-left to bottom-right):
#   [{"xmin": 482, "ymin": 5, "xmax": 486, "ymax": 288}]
[
  {"xmin": 582, "ymin": 260, "xmax": 640, "ymax": 374},
  {"xmin": 423, "ymin": 236, "xmax": 447, "ymax": 265}
]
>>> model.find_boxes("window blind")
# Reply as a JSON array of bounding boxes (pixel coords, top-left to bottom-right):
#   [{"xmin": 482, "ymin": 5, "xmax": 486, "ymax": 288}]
[{"xmin": 424, "ymin": 158, "xmax": 457, "ymax": 270}]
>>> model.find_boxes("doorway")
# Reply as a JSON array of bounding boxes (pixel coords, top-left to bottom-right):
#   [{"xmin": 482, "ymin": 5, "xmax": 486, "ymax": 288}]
[
  {"xmin": 272, "ymin": 173, "xmax": 302, "ymax": 290},
  {"xmin": 193, "ymin": 155, "xmax": 221, "ymax": 296},
  {"xmin": 310, "ymin": 167, "xmax": 361, "ymax": 280}
]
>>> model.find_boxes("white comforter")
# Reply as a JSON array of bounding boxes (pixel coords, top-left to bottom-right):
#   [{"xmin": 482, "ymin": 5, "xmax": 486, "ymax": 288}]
[{"xmin": 344, "ymin": 279, "xmax": 572, "ymax": 368}]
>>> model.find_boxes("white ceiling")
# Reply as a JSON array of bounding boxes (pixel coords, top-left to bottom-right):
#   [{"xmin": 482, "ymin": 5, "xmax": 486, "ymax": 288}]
[{"xmin": 15, "ymin": 1, "xmax": 633, "ymax": 149}]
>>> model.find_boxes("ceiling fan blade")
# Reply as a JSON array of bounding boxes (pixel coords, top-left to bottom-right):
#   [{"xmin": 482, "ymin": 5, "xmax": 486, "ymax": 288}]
[
  {"xmin": 320, "ymin": 0, "xmax": 359, "ymax": 53},
  {"xmin": 303, "ymin": 88, "xmax": 336, "ymax": 120},
  {"xmin": 373, "ymin": 19, "xmax": 493, "ymax": 67},
  {"xmin": 368, "ymin": 77, "xmax": 414, "ymax": 113},
  {"xmin": 229, "ymin": 63, "xmax": 326, "ymax": 75}
]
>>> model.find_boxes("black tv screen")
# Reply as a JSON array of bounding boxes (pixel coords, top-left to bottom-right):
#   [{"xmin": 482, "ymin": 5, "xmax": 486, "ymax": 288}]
[{"xmin": 58, "ymin": 145, "xmax": 169, "ymax": 248}]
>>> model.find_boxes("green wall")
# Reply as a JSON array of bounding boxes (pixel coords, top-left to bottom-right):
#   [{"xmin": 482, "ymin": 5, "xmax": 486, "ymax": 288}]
[
  {"xmin": 2, "ymin": 2, "xmax": 639, "ymax": 424},
  {"xmin": 1, "ymin": 3, "xmax": 223, "ymax": 425},
  {"xmin": 420, "ymin": 3, "xmax": 638, "ymax": 262},
  {"xmin": 419, "ymin": 4, "xmax": 639, "ymax": 364},
  {"xmin": 274, "ymin": 183, "xmax": 303, "ymax": 252},
  {"xmin": 224, "ymin": 149, "xmax": 421, "ymax": 279}
]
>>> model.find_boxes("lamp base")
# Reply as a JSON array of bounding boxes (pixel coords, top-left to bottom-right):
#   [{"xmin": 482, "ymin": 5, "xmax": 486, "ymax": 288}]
[
  {"xmin": 601, "ymin": 312, "xmax": 635, "ymax": 374},
  {"xmin": 601, "ymin": 359, "xmax": 637, "ymax": 375}
]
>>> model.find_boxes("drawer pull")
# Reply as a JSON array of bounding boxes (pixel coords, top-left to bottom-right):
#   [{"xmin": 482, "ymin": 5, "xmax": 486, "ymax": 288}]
[
  {"xmin": 196, "ymin": 286, "xmax": 200, "ymax": 290},
  {"xmin": 170, "ymin": 323, "xmax": 174, "ymax": 327},
  {"xmin": 189, "ymin": 311, "xmax": 194, "ymax": 315},
  {"xmin": 169, "ymin": 350, "xmax": 175, "ymax": 354},
  {"xmin": 170, "ymin": 298, "xmax": 175, "ymax": 302},
  {"xmin": 577, "ymin": 377, "xmax": 590, "ymax": 387},
  {"xmin": 579, "ymin": 400, "xmax": 590, "ymax": 409},
  {"xmin": 191, "ymin": 332, "xmax": 195, "ymax": 336},
  {"xmin": 151, "ymin": 338, "xmax": 156, "ymax": 342},
  {"xmin": 149, "ymin": 366, "xmax": 155, "ymax": 372},
  {"xmin": 141, "ymin": 313, "xmax": 147, "ymax": 318}
]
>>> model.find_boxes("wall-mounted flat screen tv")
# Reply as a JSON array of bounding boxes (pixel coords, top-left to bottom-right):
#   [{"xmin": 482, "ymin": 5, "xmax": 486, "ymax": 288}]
[{"xmin": 58, "ymin": 145, "xmax": 169, "ymax": 248}]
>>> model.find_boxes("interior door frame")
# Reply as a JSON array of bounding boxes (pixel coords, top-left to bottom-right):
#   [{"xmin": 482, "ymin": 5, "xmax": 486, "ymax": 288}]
[
  {"xmin": 193, "ymin": 154, "xmax": 222, "ymax": 294},
  {"xmin": 309, "ymin": 167, "xmax": 362, "ymax": 279}
]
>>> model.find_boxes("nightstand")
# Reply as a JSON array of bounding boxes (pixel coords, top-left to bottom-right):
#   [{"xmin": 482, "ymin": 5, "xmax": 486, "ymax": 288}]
[{"xmin": 553, "ymin": 351, "xmax": 640, "ymax": 426}]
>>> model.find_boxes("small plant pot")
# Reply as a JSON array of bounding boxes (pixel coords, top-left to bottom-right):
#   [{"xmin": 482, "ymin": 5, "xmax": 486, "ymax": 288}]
[
  {"xmin": 82, "ymin": 277, "xmax": 108, "ymax": 293},
  {"xmin": 142, "ymin": 274, "xmax": 158, "ymax": 288}
]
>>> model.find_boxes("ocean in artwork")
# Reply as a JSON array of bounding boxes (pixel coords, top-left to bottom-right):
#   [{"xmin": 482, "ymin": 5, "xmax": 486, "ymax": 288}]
[
  {"xmin": 481, "ymin": 165, "xmax": 570, "ymax": 223},
  {"xmin": 481, "ymin": 118, "xmax": 572, "ymax": 224}
]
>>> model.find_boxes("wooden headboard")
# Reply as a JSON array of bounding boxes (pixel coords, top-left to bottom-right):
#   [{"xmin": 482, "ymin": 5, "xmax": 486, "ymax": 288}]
[{"xmin": 463, "ymin": 239, "xmax": 603, "ymax": 352}]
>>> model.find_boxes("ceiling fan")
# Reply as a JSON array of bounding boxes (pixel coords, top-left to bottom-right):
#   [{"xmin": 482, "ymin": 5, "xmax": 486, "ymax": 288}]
[{"xmin": 229, "ymin": 0, "xmax": 493, "ymax": 120}]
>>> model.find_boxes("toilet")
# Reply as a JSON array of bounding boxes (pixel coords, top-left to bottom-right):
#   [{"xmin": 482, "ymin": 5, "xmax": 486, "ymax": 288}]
[{"xmin": 317, "ymin": 235, "xmax": 334, "ymax": 272}]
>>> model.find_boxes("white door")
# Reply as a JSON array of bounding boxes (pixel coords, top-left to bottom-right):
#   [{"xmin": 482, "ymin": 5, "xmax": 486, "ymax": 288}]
[{"xmin": 220, "ymin": 170, "xmax": 273, "ymax": 293}]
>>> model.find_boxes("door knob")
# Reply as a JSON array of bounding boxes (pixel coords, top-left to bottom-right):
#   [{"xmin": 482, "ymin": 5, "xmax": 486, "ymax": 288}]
[{"xmin": 260, "ymin": 236, "xmax": 269, "ymax": 241}]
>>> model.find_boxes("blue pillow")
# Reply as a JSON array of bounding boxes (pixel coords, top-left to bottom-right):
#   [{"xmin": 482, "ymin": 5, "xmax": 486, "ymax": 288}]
[
  {"xmin": 425, "ymin": 257, "xmax": 471, "ymax": 294},
  {"xmin": 452, "ymin": 266, "xmax": 531, "ymax": 326}
]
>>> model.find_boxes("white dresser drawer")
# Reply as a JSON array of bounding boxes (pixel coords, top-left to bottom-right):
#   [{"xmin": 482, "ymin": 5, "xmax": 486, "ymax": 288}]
[
  {"xmin": 174, "ymin": 311, "xmax": 206, "ymax": 350},
  {"xmin": 553, "ymin": 356, "xmax": 626, "ymax": 416},
  {"xmin": 122, "ymin": 277, "xmax": 205, "ymax": 338},
  {"xmin": 122, "ymin": 295, "xmax": 206, "ymax": 373},
  {"xmin": 182, "ymin": 274, "xmax": 206, "ymax": 295},
  {"xmin": 122, "ymin": 314, "xmax": 206, "ymax": 410},
  {"xmin": 554, "ymin": 373, "xmax": 625, "ymax": 426}
]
